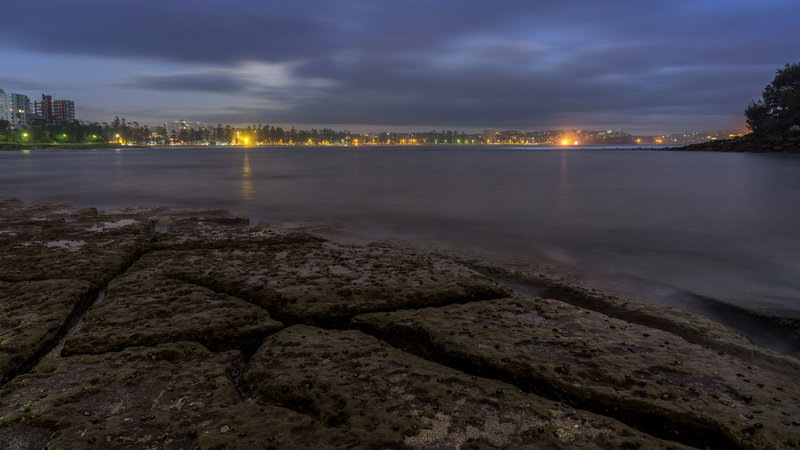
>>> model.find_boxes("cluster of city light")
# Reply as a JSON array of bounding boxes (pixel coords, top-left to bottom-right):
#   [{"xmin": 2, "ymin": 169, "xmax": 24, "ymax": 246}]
[
  {"xmin": 233, "ymin": 132, "xmax": 251, "ymax": 145},
  {"xmin": 11, "ymin": 123, "xmax": 736, "ymax": 147}
]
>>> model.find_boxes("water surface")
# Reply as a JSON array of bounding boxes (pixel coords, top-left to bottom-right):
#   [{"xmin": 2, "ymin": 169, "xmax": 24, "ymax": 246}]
[{"xmin": 2, "ymin": 146, "xmax": 799, "ymax": 350}]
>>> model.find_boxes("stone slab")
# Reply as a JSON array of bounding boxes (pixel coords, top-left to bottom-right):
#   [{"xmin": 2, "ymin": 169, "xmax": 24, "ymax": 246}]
[
  {"xmin": 62, "ymin": 254, "xmax": 283, "ymax": 357},
  {"xmin": 352, "ymin": 297, "xmax": 800, "ymax": 448},
  {"xmin": 0, "ymin": 342, "xmax": 347, "ymax": 448},
  {"xmin": 0, "ymin": 279, "xmax": 94, "ymax": 384},
  {"xmin": 0, "ymin": 201, "xmax": 151, "ymax": 286},
  {"xmin": 147, "ymin": 241, "xmax": 512, "ymax": 327},
  {"xmin": 245, "ymin": 325, "xmax": 685, "ymax": 449}
]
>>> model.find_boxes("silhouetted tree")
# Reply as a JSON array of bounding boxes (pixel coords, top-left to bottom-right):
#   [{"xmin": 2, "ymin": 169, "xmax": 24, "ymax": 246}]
[
  {"xmin": 745, "ymin": 62, "xmax": 800, "ymax": 134},
  {"xmin": 0, "ymin": 119, "xmax": 10, "ymax": 141}
]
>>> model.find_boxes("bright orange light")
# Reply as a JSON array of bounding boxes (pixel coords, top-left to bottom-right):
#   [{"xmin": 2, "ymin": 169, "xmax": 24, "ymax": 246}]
[
  {"xmin": 561, "ymin": 139, "xmax": 569, "ymax": 145},
  {"xmin": 573, "ymin": 140, "xmax": 579, "ymax": 145}
]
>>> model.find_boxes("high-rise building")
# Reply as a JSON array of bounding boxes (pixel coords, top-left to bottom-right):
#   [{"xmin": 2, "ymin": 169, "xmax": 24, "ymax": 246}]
[
  {"xmin": 34, "ymin": 94, "xmax": 53, "ymax": 123},
  {"xmin": 53, "ymin": 100, "xmax": 75, "ymax": 124},
  {"xmin": 34, "ymin": 94, "xmax": 76, "ymax": 125},
  {"xmin": 0, "ymin": 89, "xmax": 31, "ymax": 128}
]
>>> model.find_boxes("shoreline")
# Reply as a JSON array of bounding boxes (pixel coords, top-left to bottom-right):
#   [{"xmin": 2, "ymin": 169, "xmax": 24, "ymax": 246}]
[
  {"xmin": 0, "ymin": 142, "xmax": 144, "ymax": 151},
  {"xmin": 6, "ymin": 141, "xmax": 796, "ymax": 152},
  {"xmin": 663, "ymin": 133, "xmax": 800, "ymax": 153},
  {"xmin": 1, "ymin": 199, "xmax": 799, "ymax": 447},
  {"xmin": 370, "ymin": 233, "xmax": 800, "ymax": 358}
]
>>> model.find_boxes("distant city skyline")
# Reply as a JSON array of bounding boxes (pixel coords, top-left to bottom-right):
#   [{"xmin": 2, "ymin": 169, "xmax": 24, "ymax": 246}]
[{"xmin": 2, "ymin": 1, "xmax": 798, "ymax": 134}]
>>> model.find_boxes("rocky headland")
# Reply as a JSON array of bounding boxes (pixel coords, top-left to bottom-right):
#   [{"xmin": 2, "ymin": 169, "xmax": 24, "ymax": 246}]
[
  {"xmin": 671, "ymin": 131, "xmax": 800, "ymax": 153},
  {"xmin": 1, "ymin": 198, "xmax": 799, "ymax": 449}
]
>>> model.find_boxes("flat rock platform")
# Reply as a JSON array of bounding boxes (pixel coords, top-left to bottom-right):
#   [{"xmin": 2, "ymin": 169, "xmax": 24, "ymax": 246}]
[{"xmin": 0, "ymin": 198, "xmax": 798, "ymax": 449}]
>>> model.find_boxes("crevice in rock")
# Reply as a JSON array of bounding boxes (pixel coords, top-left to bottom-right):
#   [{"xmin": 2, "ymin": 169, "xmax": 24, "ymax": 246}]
[
  {"xmin": 9, "ymin": 246, "xmax": 151, "ymax": 382},
  {"xmin": 32, "ymin": 288, "xmax": 105, "ymax": 371},
  {"xmin": 225, "ymin": 353, "xmax": 252, "ymax": 403},
  {"xmin": 169, "ymin": 271, "xmax": 510, "ymax": 331},
  {"xmin": 351, "ymin": 320, "xmax": 739, "ymax": 449},
  {"xmin": 0, "ymin": 284, "xmax": 100, "ymax": 387},
  {"xmin": 251, "ymin": 388, "xmax": 328, "ymax": 427},
  {"xmin": 155, "ymin": 276, "xmax": 284, "ymax": 360}
]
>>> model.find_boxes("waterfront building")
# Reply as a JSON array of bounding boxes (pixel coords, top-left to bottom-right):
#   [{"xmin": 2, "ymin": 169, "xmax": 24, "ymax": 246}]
[
  {"xmin": 0, "ymin": 89, "xmax": 32, "ymax": 128},
  {"xmin": 34, "ymin": 94, "xmax": 53, "ymax": 123},
  {"xmin": 34, "ymin": 94, "xmax": 76, "ymax": 125},
  {"xmin": 483, "ymin": 128, "xmax": 497, "ymax": 144},
  {"xmin": 26, "ymin": 112, "xmax": 46, "ymax": 124},
  {"xmin": 165, "ymin": 120, "xmax": 204, "ymax": 136},
  {"xmin": 53, "ymin": 100, "xmax": 75, "ymax": 124}
]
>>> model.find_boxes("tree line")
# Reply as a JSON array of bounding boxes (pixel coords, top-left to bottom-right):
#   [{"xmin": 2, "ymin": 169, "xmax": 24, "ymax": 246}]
[
  {"xmin": 0, "ymin": 116, "xmax": 476, "ymax": 146},
  {"xmin": 0, "ymin": 116, "xmax": 151, "ymax": 144}
]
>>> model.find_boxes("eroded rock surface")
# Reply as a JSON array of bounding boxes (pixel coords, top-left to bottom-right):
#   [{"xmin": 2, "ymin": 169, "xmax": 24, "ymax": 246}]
[
  {"xmin": 104, "ymin": 205, "xmax": 253, "ymax": 251},
  {"xmin": 62, "ymin": 253, "xmax": 283, "ymax": 356},
  {"xmin": 0, "ymin": 342, "xmax": 346, "ymax": 448},
  {"xmin": 2, "ymin": 197, "xmax": 799, "ymax": 449},
  {"xmin": 246, "ymin": 325, "xmax": 683, "ymax": 449},
  {"xmin": 441, "ymin": 247, "xmax": 800, "ymax": 371},
  {"xmin": 137, "ymin": 241, "xmax": 511, "ymax": 327},
  {"xmin": 0, "ymin": 200, "xmax": 150, "ymax": 286},
  {"xmin": 352, "ymin": 297, "xmax": 800, "ymax": 448},
  {"xmin": 537, "ymin": 281, "xmax": 800, "ymax": 373},
  {"xmin": 0, "ymin": 280, "xmax": 95, "ymax": 384}
]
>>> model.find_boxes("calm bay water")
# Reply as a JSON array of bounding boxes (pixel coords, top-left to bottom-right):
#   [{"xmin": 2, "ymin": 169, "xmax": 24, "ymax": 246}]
[{"xmin": 2, "ymin": 146, "xmax": 799, "ymax": 350}]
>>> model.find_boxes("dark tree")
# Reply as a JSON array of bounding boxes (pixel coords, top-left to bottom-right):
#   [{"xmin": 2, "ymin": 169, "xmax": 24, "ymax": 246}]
[
  {"xmin": 0, "ymin": 119, "xmax": 9, "ymax": 142},
  {"xmin": 745, "ymin": 62, "xmax": 800, "ymax": 134}
]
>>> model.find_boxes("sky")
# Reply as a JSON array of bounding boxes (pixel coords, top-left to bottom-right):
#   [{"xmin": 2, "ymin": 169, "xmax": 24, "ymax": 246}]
[{"xmin": 1, "ymin": 0, "xmax": 798, "ymax": 134}]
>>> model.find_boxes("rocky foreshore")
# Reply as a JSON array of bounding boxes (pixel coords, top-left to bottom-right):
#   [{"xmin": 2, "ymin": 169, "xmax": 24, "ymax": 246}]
[
  {"xmin": 669, "ymin": 132, "xmax": 800, "ymax": 153},
  {"xmin": 1, "ymin": 198, "xmax": 799, "ymax": 449}
]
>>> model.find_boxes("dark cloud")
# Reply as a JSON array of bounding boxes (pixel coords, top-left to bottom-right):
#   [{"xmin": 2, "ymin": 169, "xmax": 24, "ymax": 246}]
[
  {"xmin": 0, "ymin": 76, "xmax": 49, "ymax": 92},
  {"xmin": 122, "ymin": 72, "xmax": 251, "ymax": 93},
  {"xmin": 2, "ymin": 0, "xmax": 798, "ymax": 131},
  {"xmin": 1, "ymin": 1, "xmax": 331, "ymax": 63}
]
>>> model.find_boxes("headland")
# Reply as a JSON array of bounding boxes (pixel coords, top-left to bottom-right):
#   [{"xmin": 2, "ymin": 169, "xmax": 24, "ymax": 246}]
[{"xmin": 669, "ymin": 131, "xmax": 800, "ymax": 153}]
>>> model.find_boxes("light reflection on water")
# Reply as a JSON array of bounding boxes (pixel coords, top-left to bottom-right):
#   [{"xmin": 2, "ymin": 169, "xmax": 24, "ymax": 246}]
[
  {"xmin": 241, "ymin": 150, "xmax": 253, "ymax": 201},
  {"xmin": 1, "ymin": 146, "xmax": 799, "ymax": 348}
]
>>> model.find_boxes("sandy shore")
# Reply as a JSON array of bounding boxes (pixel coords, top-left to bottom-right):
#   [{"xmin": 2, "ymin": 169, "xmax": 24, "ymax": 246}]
[{"xmin": 1, "ymin": 198, "xmax": 799, "ymax": 448}]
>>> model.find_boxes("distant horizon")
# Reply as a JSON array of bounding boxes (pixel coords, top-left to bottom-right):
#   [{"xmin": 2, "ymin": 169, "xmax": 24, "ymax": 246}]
[
  {"xmin": 5, "ymin": 102, "xmax": 748, "ymax": 137},
  {"xmin": 0, "ymin": 80, "xmax": 755, "ymax": 136},
  {"xmin": 0, "ymin": 86, "xmax": 752, "ymax": 135}
]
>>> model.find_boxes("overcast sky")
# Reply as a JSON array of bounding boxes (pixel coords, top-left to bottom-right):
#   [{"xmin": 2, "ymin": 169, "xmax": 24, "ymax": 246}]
[{"xmin": 2, "ymin": 0, "xmax": 798, "ymax": 133}]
